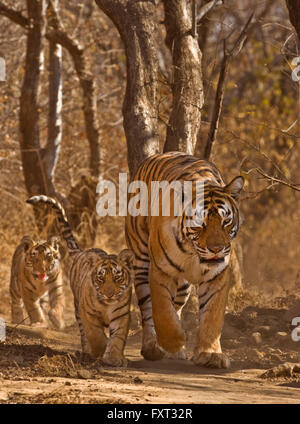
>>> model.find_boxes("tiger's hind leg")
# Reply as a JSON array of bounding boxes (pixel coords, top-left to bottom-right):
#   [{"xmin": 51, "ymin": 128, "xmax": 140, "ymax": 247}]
[
  {"xmin": 47, "ymin": 275, "xmax": 65, "ymax": 330},
  {"xmin": 165, "ymin": 279, "xmax": 191, "ymax": 360},
  {"xmin": 74, "ymin": 304, "xmax": 89, "ymax": 355}
]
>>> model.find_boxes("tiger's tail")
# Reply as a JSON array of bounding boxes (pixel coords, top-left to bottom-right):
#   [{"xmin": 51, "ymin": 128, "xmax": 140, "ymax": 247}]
[{"xmin": 26, "ymin": 195, "xmax": 81, "ymax": 256}]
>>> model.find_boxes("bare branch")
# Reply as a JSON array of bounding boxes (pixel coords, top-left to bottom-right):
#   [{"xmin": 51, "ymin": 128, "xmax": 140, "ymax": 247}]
[
  {"xmin": 228, "ymin": 12, "xmax": 254, "ymax": 57},
  {"xmin": 256, "ymin": 169, "xmax": 300, "ymax": 193},
  {"xmin": 0, "ymin": 2, "xmax": 29, "ymax": 28},
  {"xmin": 204, "ymin": 41, "xmax": 228, "ymax": 159},
  {"xmin": 197, "ymin": 0, "xmax": 222, "ymax": 23},
  {"xmin": 204, "ymin": 13, "xmax": 254, "ymax": 159}
]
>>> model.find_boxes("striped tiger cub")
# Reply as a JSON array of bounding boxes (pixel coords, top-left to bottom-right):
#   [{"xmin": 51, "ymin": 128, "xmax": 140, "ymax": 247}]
[
  {"xmin": 10, "ymin": 235, "xmax": 64, "ymax": 329},
  {"xmin": 125, "ymin": 152, "xmax": 244, "ymax": 368},
  {"xmin": 27, "ymin": 196, "xmax": 134, "ymax": 367}
]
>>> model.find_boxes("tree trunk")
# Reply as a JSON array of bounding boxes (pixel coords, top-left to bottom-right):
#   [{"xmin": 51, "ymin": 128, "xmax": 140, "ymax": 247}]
[
  {"xmin": 42, "ymin": 0, "xmax": 62, "ymax": 198},
  {"xmin": 286, "ymin": 0, "xmax": 300, "ymax": 44},
  {"xmin": 19, "ymin": 0, "xmax": 49, "ymax": 197},
  {"xmin": 95, "ymin": 0, "xmax": 160, "ymax": 177},
  {"xmin": 162, "ymin": 0, "xmax": 204, "ymax": 154},
  {"xmin": 47, "ymin": 0, "xmax": 100, "ymax": 178},
  {"xmin": 0, "ymin": 1, "xmax": 100, "ymax": 245}
]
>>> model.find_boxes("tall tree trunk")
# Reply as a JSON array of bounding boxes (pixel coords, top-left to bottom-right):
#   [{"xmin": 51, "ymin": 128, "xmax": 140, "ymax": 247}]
[
  {"xmin": 42, "ymin": 0, "xmax": 62, "ymax": 198},
  {"xmin": 0, "ymin": 0, "xmax": 100, "ymax": 180},
  {"xmin": 0, "ymin": 1, "xmax": 100, "ymax": 245},
  {"xmin": 47, "ymin": 0, "xmax": 100, "ymax": 178},
  {"xmin": 19, "ymin": 0, "xmax": 49, "ymax": 197},
  {"xmin": 162, "ymin": 0, "xmax": 204, "ymax": 154},
  {"xmin": 95, "ymin": 0, "xmax": 160, "ymax": 177}
]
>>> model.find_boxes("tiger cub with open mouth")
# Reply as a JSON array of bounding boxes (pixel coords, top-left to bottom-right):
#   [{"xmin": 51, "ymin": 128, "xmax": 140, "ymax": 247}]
[
  {"xmin": 27, "ymin": 195, "xmax": 134, "ymax": 367},
  {"xmin": 10, "ymin": 235, "xmax": 64, "ymax": 329}
]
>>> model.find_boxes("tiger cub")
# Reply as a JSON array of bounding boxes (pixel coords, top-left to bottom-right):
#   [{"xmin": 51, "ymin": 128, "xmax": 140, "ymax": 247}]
[
  {"xmin": 10, "ymin": 235, "xmax": 64, "ymax": 329},
  {"xmin": 27, "ymin": 195, "xmax": 134, "ymax": 367}
]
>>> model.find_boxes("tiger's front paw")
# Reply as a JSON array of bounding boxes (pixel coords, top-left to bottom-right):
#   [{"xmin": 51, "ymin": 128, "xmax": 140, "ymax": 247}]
[
  {"xmin": 165, "ymin": 347, "xmax": 187, "ymax": 360},
  {"xmin": 141, "ymin": 339, "xmax": 165, "ymax": 361},
  {"xmin": 192, "ymin": 351, "xmax": 230, "ymax": 369},
  {"xmin": 102, "ymin": 352, "xmax": 128, "ymax": 367}
]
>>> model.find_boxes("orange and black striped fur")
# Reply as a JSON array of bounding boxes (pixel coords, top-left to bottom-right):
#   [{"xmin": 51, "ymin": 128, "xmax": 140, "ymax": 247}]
[
  {"xmin": 125, "ymin": 152, "xmax": 244, "ymax": 368},
  {"xmin": 27, "ymin": 196, "xmax": 134, "ymax": 367},
  {"xmin": 10, "ymin": 235, "xmax": 64, "ymax": 329}
]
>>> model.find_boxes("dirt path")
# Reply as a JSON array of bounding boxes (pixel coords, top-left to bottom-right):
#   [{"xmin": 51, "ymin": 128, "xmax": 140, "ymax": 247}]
[{"xmin": 0, "ymin": 324, "xmax": 300, "ymax": 404}]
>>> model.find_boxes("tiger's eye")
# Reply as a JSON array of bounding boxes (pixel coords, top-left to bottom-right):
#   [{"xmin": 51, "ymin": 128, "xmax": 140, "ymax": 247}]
[
  {"xmin": 98, "ymin": 268, "xmax": 105, "ymax": 276},
  {"xmin": 190, "ymin": 232, "xmax": 200, "ymax": 240}
]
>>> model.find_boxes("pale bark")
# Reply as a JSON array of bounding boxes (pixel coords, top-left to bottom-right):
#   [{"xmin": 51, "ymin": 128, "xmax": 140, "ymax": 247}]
[
  {"xmin": 47, "ymin": 0, "xmax": 100, "ymax": 177},
  {"xmin": 162, "ymin": 0, "xmax": 204, "ymax": 154},
  {"xmin": 95, "ymin": 0, "xmax": 160, "ymax": 177},
  {"xmin": 42, "ymin": 0, "xmax": 62, "ymax": 197}
]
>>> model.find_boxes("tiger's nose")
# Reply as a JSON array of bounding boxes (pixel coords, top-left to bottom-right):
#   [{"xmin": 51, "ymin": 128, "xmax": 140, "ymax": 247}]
[
  {"xmin": 104, "ymin": 289, "xmax": 115, "ymax": 298},
  {"xmin": 208, "ymin": 245, "xmax": 223, "ymax": 254}
]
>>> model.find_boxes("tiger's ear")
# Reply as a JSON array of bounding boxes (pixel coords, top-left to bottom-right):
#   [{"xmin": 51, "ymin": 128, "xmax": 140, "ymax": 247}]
[
  {"xmin": 118, "ymin": 249, "xmax": 135, "ymax": 269},
  {"xmin": 21, "ymin": 236, "xmax": 34, "ymax": 252},
  {"xmin": 224, "ymin": 176, "xmax": 244, "ymax": 201}
]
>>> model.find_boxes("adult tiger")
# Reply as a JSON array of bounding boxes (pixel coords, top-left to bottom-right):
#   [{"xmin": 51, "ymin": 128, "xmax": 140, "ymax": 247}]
[
  {"xmin": 125, "ymin": 152, "xmax": 244, "ymax": 368},
  {"xmin": 27, "ymin": 195, "xmax": 134, "ymax": 367},
  {"xmin": 10, "ymin": 235, "xmax": 64, "ymax": 329}
]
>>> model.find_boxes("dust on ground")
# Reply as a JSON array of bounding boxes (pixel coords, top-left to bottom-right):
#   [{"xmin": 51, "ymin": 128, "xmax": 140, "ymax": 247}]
[{"xmin": 0, "ymin": 289, "xmax": 300, "ymax": 404}]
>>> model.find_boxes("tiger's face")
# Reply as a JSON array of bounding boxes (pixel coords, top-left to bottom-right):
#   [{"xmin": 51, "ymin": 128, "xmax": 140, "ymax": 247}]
[
  {"xmin": 184, "ymin": 176, "xmax": 244, "ymax": 264},
  {"xmin": 23, "ymin": 236, "xmax": 61, "ymax": 281},
  {"xmin": 91, "ymin": 249, "xmax": 134, "ymax": 301}
]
